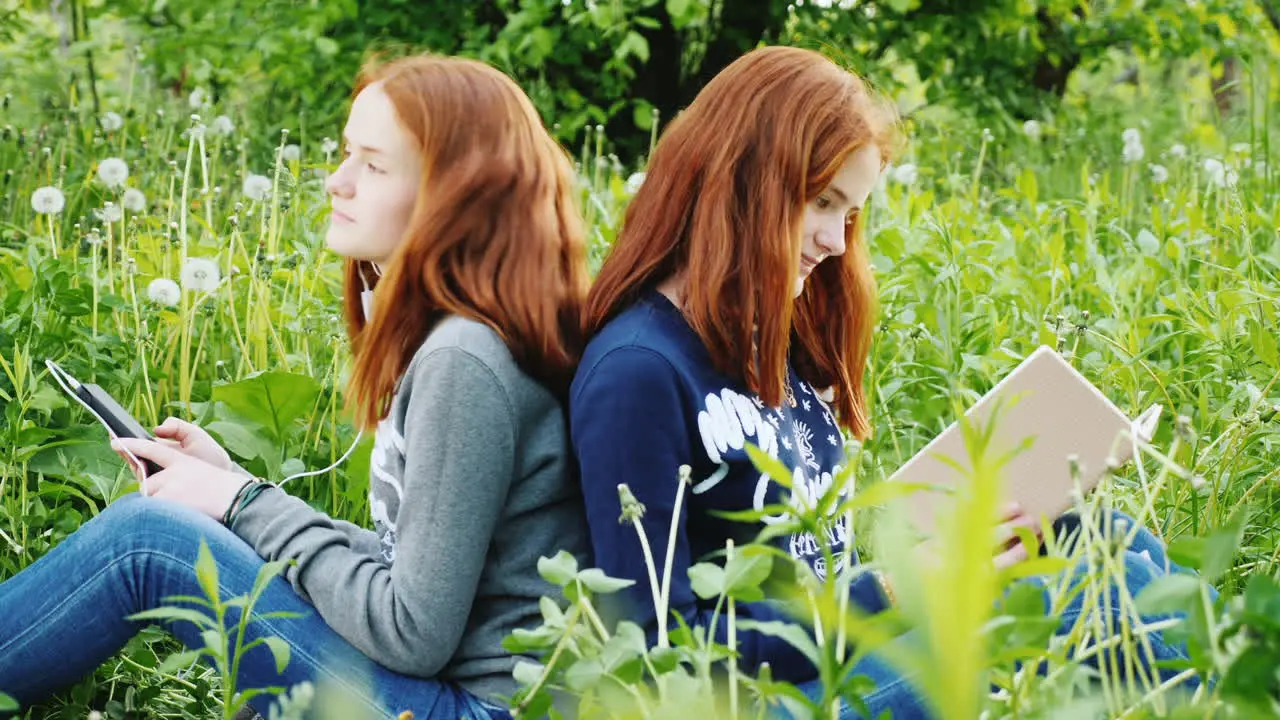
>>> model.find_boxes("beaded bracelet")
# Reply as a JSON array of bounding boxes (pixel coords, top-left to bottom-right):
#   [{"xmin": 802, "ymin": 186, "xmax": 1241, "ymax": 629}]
[{"xmin": 221, "ymin": 479, "xmax": 256, "ymax": 526}]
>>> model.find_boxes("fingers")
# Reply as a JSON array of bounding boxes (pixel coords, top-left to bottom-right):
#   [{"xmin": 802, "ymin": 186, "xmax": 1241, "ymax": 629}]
[
  {"xmin": 154, "ymin": 416, "xmax": 191, "ymax": 441},
  {"xmin": 113, "ymin": 437, "xmax": 182, "ymax": 469},
  {"xmin": 993, "ymin": 541, "xmax": 1030, "ymax": 571}
]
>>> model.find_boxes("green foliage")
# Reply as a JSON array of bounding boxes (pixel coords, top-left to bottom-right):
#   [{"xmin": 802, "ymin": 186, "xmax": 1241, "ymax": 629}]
[{"xmin": 126, "ymin": 539, "xmax": 302, "ymax": 719}]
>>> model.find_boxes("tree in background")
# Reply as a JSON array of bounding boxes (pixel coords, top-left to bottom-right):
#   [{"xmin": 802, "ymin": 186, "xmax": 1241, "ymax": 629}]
[{"xmin": 6, "ymin": 0, "xmax": 1273, "ymax": 162}]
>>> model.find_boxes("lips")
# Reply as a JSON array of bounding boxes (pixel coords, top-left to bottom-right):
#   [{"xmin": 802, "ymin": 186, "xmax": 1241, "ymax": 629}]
[
  {"xmin": 331, "ymin": 209, "xmax": 355, "ymax": 224},
  {"xmin": 800, "ymin": 254, "xmax": 820, "ymax": 274}
]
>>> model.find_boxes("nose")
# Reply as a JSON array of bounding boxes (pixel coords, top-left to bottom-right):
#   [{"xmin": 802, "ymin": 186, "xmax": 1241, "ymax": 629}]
[
  {"xmin": 325, "ymin": 157, "xmax": 355, "ymax": 199},
  {"xmin": 814, "ymin": 216, "xmax": 847, "ymax": 258}
]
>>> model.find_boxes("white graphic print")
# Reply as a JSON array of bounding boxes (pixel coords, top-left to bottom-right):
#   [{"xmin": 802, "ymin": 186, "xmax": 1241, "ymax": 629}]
[
  {"xmin": 369, "ymin": 413, "xmax": 407, "ymax": 563},
  {"xmin": 693, "ymin": 383, "xmax": 851, "ymax": 581}
]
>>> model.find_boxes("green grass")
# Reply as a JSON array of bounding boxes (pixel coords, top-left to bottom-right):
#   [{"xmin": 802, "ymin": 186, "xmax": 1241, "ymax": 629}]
[{"xmin": 3, "ymin": 55, "xmax": 1280, "ymax": 719}]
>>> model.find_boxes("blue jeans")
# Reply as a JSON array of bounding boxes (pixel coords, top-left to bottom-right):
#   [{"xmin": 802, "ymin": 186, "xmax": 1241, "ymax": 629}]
[
  {"xmin": 0, "ymin": 493, "xmax": 505, "ymax": 719},
  {"xmin": 785, "ymin": 510, "xmax": 1216, "ymax": 720}
]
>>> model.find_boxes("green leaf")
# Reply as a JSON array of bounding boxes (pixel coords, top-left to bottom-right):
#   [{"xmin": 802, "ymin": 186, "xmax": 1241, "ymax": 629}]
[
  {"xmin": 1243, "ymin": 573, "xmax": 1280, "ymax": 622},
  {"xmin": 314, "ymin": 36, "xmax": 339, "ymax": 57},
  {"xmin": 194, "ymin": 540, "xmax": 220, "ymax": 604},
  {"xmin": 156, "ymin": 649, "xmax": 204, "ymax": 675},
  {"xmin": 513, "ymin": 660, "xmax": 544, "ymax": 686},
  {"xmin": 648, "ymin": 646, "xmax": 681, "ymax": 674},
  {"xmin": 1203, "ymin": 511, "xmax": 1247, "ymax": 582},
  {"xmin": 616, "ymin": 31, "xmax": 650, "ymax": 63},
  {"xmin": 537, "ymin": 551, "xmax": 579, "ymax": 587},
  {"xmin": 723, "ymin": 551, "xmax": 772, "ymax": 602},
  {"xmin": 688, "ymin": 562, "xmax": 725, "ymax": 600},
  {"xmin": 1135, "ymin": 574, "xmax": 1202, "ymax": 615},
  {"xmin": 261, "ymin": 636, "xmax": 291, "ymax": 674},
  {"xmin": 127, "ymin": 606, "xmax": 217, "ymax": 630},
  {"xmin": 746, "ymin": 443, "xmax": 794, "ymax": 489},
  {"xmin": 737, "ymin": 620, "xmax": 820, "ymax": 666},
  {"xmin": 576, "ymin": 568, "xmax": 635, "ymax": 594},
  {"xmin": 207, "ymin": 420, "xmax": 272, "ymax": 463},
  {"xmin": 1136, "ymin": 228, "xmax": 1160, "ymax": 254},
  {"xmin": 211, "ymin": 372, "xmax": 321, "ymax": 442},
  {"xmin": 0, "ymin": 692, "xmax": 18, "ymax": 711}
]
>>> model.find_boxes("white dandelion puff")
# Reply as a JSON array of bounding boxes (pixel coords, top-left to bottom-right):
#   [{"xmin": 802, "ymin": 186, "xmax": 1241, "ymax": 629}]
[
  {"xmin": 1122, "ymin": 128, "xmax": 1142, "ymax": 146},
  {"xmin": 1122, "ymin": 139, "xmax": 1144, "ymax": 164},
  {"xmin": 188, "ymin": 87, "xmax": 209, "ymax": 109},
  {"xmin": 210, "ymin": 115, "xmax": 235, "ymax": 136},
  {"xmin": 97, "ymin": 157, "xmax": 129, "ymax": 189},
  {"xmin": 146, "ymin": 278, "xmax": 181, "ymax": 307},
  {"xmin": 180, "ymin": 257, "xmax": 222, "ymax": 292},
  {"xmin": 101, "ymin": 112, "xmax": 123, "ymax": 132},
  {"xmin": 890, "ymin": 163, "xmax": 918, "ymax": 185},
  {"xmin": 122, "ymin": 188, "xmax": 147, "ymax": 212},
  {"xmin": 1203, "ymin": 158, "xmax": 1226, "ymax": 187},
  {"xmin": 1169, "ymin": 143, "xmax": 1187, "ymax": 159},
  {"xmin": 1230, "ymin": 142, "xmax": 1251, "ymax": 155},
  {"xmin": 242, "ymin": 174, "xmax": 272, "ymax": 201},
  {"xmin": 281, "ymin": 144, "xmax": 301, "ymax": 162},
  {"xmin": 1149, "ymin": 164, "xmax": 1168, "ymax": 184},
  {"xmin": 624, "ymin": 171, "xmax": 645, "ymax": 194},
  {"xmin": 321, "ymin": 137, "xmax": 338, "ymax": 154},
  {"xmin": 1022, "ymin": 120, "xmax": 1042, "ymax": 141},
  {"xmin": 30, "ymin": 186, "xmax": 65, "ymax": 215},
  {"xmin": 95, "ymin": 203, "xmax": 122, "ymax": 223}
]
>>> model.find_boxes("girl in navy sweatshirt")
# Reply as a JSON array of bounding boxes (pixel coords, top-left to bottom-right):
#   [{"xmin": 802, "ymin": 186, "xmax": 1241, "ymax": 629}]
[{"xmin": 570, "ymin": 46, "xmax": 1206, "ymax": 719}]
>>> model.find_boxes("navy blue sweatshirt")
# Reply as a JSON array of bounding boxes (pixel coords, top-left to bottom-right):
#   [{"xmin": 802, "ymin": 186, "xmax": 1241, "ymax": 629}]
[{"xmin": 570, "ymin": 289, "xmax": 887, "ymax": 682}]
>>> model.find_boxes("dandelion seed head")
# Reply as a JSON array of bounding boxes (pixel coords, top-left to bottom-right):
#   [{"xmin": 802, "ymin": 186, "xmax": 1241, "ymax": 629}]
[
  {"xmin": 890, "ymin": 163, "xmax": 918, "ymax": 185},
  {"xmin": 96, "ymin": 203, "xmax": 122, "ymax": 223},
  {"xmin": 122, "ymin": 188, "xmax": 147, "ymax": 212},
  {"xmin": 1149, "ymin": 164, "xmax": 1168, "ymax": 184},
  {"xmin": 624, "ymin": 171, "xmax": 645, "ymax": 194},
  {"xmin": 242, "ymin": 174, "xmax": 272, "ymax": 202},
  {"xmin": 1122, "ymin": 128, "xmax": 1142, "ymax": 146},
  {"xmin": 188, "ymin": 87, "xmax": 208, "ymax": 109},
  {"xmin": 1169, "ymin": 143, "xmax": 1187, "ymax": 159},
  {"xmin": 1122, "ymin": 140, "xmax": 1144, "ymax": 164},
  {"xmin": 210, "ymin": 115, "xmax": 235, "ymax": 136},
  {"xmin": 30, "ymin": 186, "xmax": 65, "ymax": 214},
  {"xmin": 180, "ymin": 257, "xmax": 222, "ymax": 293},
  {"xmin": 146, "ymin": 278, "xmax": 181, "ymax": 307},
  {"xmin": 1022, "ymin": 120, "xmax": 1042, "ymax": 141},
  {"xmin": 101, "ymin": 112, "xmax": 123, "ymax": 132},
  {"xmin": 281, "ymin": 143, "xmax": 301, "ymax": 162}
]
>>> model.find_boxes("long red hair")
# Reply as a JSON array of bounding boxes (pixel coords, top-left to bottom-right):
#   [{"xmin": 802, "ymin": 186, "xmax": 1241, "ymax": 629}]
[
  {"xmin": 343, "ymin": 54, "xmax": 589, "ymax": 430},
  {"xmin": 584, "ymin": 46, "xmax": 899, "ymax": 439}
]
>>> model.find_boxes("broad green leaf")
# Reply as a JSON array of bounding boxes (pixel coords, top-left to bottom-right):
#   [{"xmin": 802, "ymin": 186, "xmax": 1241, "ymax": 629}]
[
  {"xmin": 688, "ymin": 562, "xmax": 725, "ymax": 600},
  {"xmin": 576, "ymin": 568, "xmax": 635, "ymax": 594},
  {"xmin": 537, "ymin": 551, "xmax": 579, "ymax": 587},
  {"xmin": 211, "ymin": 372, "xmax": 321, "ymax": 442},
  {"xmin": 194, "ymin": 540, "xmax": 220, "ymax": 603},
  {"xmin": 156, "ymin": 649, "xmax": 204, "ymax": 675},
  {"xmin": 1135, "ymin": 574, "xmax": 1202, "ymax": 615},
  {"xmin": 723, "ymin": 551, "xmax": 772, "ymax": 602},
  {"xmin": 127, "ymin": 607, "xmax": 217, "ymax": 630},
  {"xmin": 513, "ymin": 660, "xmax": 544, "ymax": 687},
  {"xmin": 261, "ymin": 636, "xmax": 291, "ymax": 674},
  {"xmin": 207, "ymin": 420, "xmax": 272, "ymax": 463},
  {"xmin": 736, "ymin": 619, "xmax": 820, "ymax": 666},
  {"xmin": 746, "ymin": 443, "xmax": 794, "ymax": 489}
]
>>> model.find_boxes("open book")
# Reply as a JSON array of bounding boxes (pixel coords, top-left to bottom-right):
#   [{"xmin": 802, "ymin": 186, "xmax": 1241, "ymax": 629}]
[{"xmin": 887, "ymin": 345, "xmax": 1162, "ymax": 536}]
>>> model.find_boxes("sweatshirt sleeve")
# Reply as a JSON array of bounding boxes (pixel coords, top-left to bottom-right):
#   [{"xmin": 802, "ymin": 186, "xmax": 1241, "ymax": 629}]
[
  {"xmin": 570, "ymin": 346, "xmax": 818, "ymax": 681},
  {"xmin": 231, "ymin": 347, "xmax": 516, "ymax": 676}
]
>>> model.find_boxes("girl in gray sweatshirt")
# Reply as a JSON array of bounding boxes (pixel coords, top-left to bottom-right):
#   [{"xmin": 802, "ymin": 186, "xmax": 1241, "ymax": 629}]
[{"xmin": 0, "ymin": 54, "xmax": 589, "ymax": 720}]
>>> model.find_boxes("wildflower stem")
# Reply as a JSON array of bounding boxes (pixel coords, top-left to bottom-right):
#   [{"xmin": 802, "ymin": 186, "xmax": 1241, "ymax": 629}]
[
  {"xmin": 727, "ymin": 538, "xmax": 739, "ymax": 720},
  {"xmin": 658, "ymin": 466, "xmax": 692, "ymax": 648},
  {"xmin": 513, "ymin": 605, "xmax": 582, "ymax": 718}
]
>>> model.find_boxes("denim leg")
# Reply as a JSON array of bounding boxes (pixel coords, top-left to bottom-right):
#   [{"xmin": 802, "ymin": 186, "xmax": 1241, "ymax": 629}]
[
  {"xmin": 784, "ymin": 634, "xmax": 932, "ymax": 720},
  {"xmin": 1043, "ymin": 548, "xmax": 1206, "ymax": 692},
  {"xmin": 0, "ymin": 494, "xmax": 502, "ymax": 719}
]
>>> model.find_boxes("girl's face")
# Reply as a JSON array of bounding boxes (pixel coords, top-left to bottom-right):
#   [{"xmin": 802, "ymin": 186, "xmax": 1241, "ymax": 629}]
[
  {"xmin": 324, "ymin": 82, "xmax": 424, "ymax": 267},
  {"xmin": 795, "ymin": 144, "xmax": 882, "ymax": 297}
]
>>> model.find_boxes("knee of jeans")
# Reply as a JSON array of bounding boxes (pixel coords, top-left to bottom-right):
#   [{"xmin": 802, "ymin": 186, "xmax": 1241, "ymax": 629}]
[{"xmin": 96, "ymin": 494, "xmax": 219, "ymax": 552}]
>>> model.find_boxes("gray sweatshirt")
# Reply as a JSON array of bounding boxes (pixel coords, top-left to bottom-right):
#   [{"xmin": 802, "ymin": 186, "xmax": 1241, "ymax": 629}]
[{"xmin": 230, "ymin": 315, "xmax": 589, "ymax": 703}]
